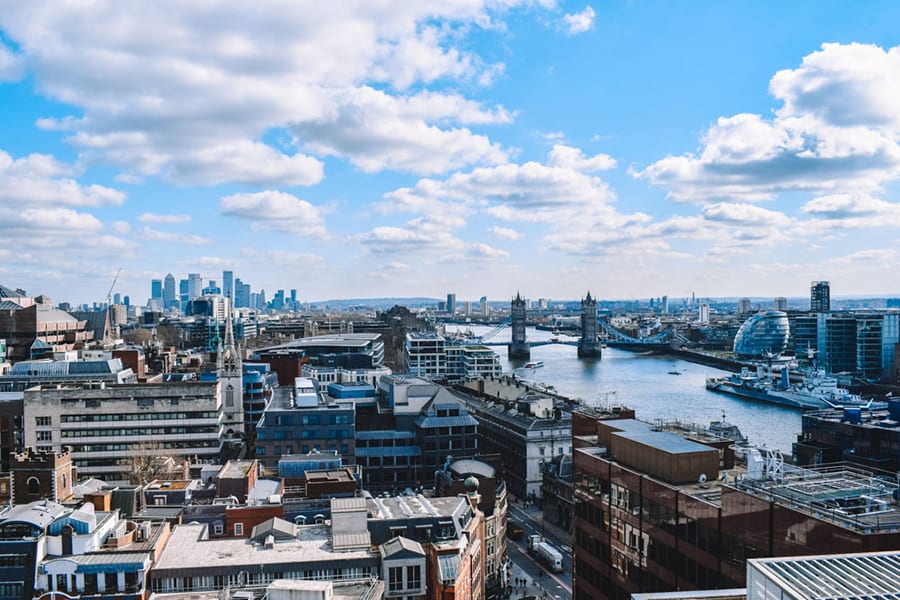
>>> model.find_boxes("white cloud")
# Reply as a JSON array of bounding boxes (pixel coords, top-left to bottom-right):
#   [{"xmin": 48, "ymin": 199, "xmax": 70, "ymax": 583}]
[
  {"xmin": 547, "ymin": 144, "xmax": 616, "ymax": 171},
  {"xmin": 293, "ymin": 86, "xmax": 509, "ymax": 175},
  {"xmin": 467, "ymin": 242, "xmax": 509, "ymax": 259},
  {"xmin": 0, "ymin": 150, "xmax": 126, "ymax": 206},
  {"xmin": 634, "ymin": 43, "xmax": 900, "ymax": 203},
  {"xmin": 139, "ymin": 212, "xmax": 192, "ymax": 224},
  {"xmin": 798, "ymin": 193, "xmax": 900, "ymax": 231},
  {"xmin": 489, "ymin": 225, "xmax": 523, "ymax": 240},
  {"xmin": 139, "ymin": 226, "xmax": 213, "ymax": 245},
  {"xmin": 0, "ymin": 2, "xmax": 537, "ymax": 183},
  {"xmin": 559, "ymin": 6, "xmax": 595, "ymax": 36},
  {"xmin": 220, "ymin": 190, "xmax": 327, "ymax": 237},
  {"xmin": 0, "ymin": 41, "xmax": 23, "ymax": 81}
]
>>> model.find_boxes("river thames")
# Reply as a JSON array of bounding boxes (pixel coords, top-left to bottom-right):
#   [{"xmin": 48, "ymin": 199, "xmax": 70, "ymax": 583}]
[{"xmin": 447, "ymin": 324, "xmax": 802, "ymax": 454}]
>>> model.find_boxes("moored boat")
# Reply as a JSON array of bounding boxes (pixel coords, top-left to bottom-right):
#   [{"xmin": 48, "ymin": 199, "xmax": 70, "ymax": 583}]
[{"xmin": 706, "ymin": 367, "xmax": 887, "ymax": 411}]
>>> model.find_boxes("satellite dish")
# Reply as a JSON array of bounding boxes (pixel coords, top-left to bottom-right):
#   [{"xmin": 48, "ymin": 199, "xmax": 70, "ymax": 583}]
[{"xmin": 698, "ymin": 473, "xmax": 707, "ymax": 484}]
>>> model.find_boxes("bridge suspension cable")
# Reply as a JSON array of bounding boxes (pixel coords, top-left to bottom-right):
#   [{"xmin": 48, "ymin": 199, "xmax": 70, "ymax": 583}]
[{"xmin": 480, "ymin": 316, "xmax": 512, "ymax": 342}]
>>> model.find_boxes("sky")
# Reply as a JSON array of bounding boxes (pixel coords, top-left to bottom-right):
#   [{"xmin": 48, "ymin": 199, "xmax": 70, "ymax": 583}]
[{"xmin": 2, "ymin": 1, "xmax": 900, "ymax": 306}]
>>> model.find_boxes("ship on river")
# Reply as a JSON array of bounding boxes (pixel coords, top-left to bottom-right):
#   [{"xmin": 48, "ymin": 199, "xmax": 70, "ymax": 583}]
[{"xmin": 706, "ymin": 367, "xmax": 887, "ymax": 411}]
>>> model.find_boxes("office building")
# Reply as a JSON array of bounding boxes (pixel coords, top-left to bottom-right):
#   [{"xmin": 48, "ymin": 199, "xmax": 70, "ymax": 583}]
[
  {"xmin": 150, "ymin": 279, "xmax": 162, "ymax": 302},
  {"xmin": 405, "ymin": 332, "xmax": 501, "ymax": 381},
  {"xmin": 0, "ymin": 356, "xmax": 137, "ymax": 392},
  {"xmin": 162, "ymin": 273, "xmax": 176, "ymax": 309},
  {"xmin": 187, "ymin": 273, "xmax": 202, "ymax": 300},
  {"xmin": 255, "ymin": 378, "xmax": 355, "ymax": 469},
  {"xmin": 738, "ymin": 297, "xmax": 752, "ymax": 314},
  {"xmin": 732, "ymin": 311, "xmax": 790, "ymax": 359},
  {"xmin": 456, "ymin": 377, "xmax": 574, "ymax": 502},
  {"xmin": 222, "ymin": 270, "xmax": 234, "ymax": 302},
  {"xmin": 178, "ymin": 278, "xmax": 189, "ymax": 310},
  {"xmin": 774, "ymin": 296, "xmax": 787, "ymax": 311},
  {"xmin": 794, "ymin": 400, "xmax": 900, "ymax": 472},
  {"xmin": 698, "ymin": 302, "xmax": 710, "ymax": 324},
  {"xmin": 572, "ymin": 416, "xmax": 900, "ymax": 600},
  {"xmin": 0, "ymin": 301, "xmax": 95, "ymax": 362},
  {"xmin": 23, "ymin": 381, "xmax": 224, "ymax": 483},
  {"xmin": 811, "ymin": 280, "xmax": 831, "ymax": 312},
  {"xmin": 446, "ymin": 293, "xmax": 456, "ymax": 316}
]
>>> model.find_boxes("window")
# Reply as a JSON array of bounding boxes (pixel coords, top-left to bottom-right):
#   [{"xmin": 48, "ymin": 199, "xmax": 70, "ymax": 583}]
[
  {"xmin": 225, "ymin": 385, "xmax": 235, "ymax": 407},
  {"xmin": 407, "ymin": 565, "xmax": 421, "ymax": 590},
  {"xmin": 214, "ymin": 523, "xmax": 224, "ymax": 535},
  {"xmin": 388, "ymin": 566, "xmax": 403, "ymax": 592},
  {"xmin": 36, "ymin": 431, "xmax": 52, "ymax": 442},
  {"xmin": 36, "ymin": 416, "xmax": 52, "ymax": 427},
  {"xmin": 234, "ymin": 523, "xmax": 244, "ymax": 536}
]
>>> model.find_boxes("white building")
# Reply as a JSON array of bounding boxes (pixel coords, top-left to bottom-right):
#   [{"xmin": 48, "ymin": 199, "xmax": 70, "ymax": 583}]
[
  {"xmin": 24, "ymin": 381, "xmax": 223, "ymax": 483},
  {"xmin": 405, "ymin": 332, "xmax": 501, "ymax": 381}
]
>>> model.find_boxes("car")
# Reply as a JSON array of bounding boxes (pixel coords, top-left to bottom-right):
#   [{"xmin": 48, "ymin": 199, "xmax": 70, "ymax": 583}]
[{"xmin": 507, "ymin": 520, "xmax": 524, "ymax": 540}]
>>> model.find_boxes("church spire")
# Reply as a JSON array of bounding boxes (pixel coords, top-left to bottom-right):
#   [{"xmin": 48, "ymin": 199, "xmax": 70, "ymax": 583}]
[{"xmin": 218, "ymin": 298, "xmax": 241, "ymax": 375}]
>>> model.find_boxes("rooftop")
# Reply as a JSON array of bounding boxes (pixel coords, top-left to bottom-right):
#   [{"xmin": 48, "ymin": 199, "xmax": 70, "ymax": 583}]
[
  {"xmin": 152, "ymin": 522, "xmax": 376, "ymax": 573},
  {"xmin": 750, "ymin": 551, "xmax": 900, "ymax": 600},
  {"xmin": 733, "ymin": 462, "xmax": 900, "ymax": 534}
]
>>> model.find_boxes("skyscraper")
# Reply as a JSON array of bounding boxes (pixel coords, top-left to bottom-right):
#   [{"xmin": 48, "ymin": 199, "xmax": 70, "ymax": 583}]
[
  {"xmin": 738, "ymin": 297, "xmax": 752, "ymax": 314},
  {"xmin": 235, "ymin": 279, "xmax": 251, "ymax": 308},
  {"xmin": 222, "ymin": 270, "xmax": 234, "ymax": 301},
  {"xmin": 150, "ymin": 279, "xmax": 162, "ymax": 300},
  {"xmin": 774, "ymin": 296, "xmax": 788, "ymax": 311},
  {"xmin": 188, "ymin": 273, "xmax": 202, "ymax": 300},
  {"xmin": 163, "ymin": 273, "xmax": 176, "ymax": 309},
  {"xmin": 811, "ymin": 281, "xmax": 830, "ymax": 313},
  {"xmin": 446, "ymin": 293, "xmax": 457, "ymax": 315}
]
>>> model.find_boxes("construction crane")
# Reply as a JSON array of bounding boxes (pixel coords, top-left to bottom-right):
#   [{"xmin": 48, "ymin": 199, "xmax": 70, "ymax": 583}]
[{"xmin": 106, "ymin": 268, "xmax": 122, "ymax": 307}]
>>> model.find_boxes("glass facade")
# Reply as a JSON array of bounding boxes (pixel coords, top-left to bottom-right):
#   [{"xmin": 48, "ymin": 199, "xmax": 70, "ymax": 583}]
[{"xmin": 733, "ymin": 311, "xmax": 790, "ymax": 358}]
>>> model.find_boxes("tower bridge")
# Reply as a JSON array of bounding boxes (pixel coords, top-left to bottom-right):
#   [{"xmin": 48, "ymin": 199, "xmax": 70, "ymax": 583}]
[{"xmin": 454, "ymin": 294, "xmax": 677, "ymax": 356}]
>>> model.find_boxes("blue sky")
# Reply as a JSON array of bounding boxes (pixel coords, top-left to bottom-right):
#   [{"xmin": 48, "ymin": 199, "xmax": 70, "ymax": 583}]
[{"xmin": 2, "ymin": 1, "xmax": 900, "ymax": 306}]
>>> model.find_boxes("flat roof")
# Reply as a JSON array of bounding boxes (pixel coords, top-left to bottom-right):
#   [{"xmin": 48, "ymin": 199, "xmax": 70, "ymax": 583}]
[
  {"xmin": 262, "ymin": 333, "xmax": 382, "ymax": 352},
  {"xmin": 733, "ymin": 463, "xmax": 900, "ymax": 533},
  {"xmin": 152, "ymin": 522, "xmax": 376, "ymax": 573},
  {"xmin": 750, "ymin": 551, "xmax": 900, "ymax": 600}
]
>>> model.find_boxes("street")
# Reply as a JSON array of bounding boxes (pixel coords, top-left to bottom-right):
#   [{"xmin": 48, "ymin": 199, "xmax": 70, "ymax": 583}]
[{"xmin": 506, "ymin": 503, "xmax": 572, "ymax": 600}]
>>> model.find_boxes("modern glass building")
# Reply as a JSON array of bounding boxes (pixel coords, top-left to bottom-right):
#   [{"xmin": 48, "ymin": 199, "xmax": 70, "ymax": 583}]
[{"xmin": 733, "ymin": 310, "xmax": 790, "ymax": 358}]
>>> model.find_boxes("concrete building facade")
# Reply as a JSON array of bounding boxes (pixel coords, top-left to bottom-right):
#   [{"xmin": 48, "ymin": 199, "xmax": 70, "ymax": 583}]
[{"xmin": 23, "ymin": 381, "xmax": 223, "ymax": 483}]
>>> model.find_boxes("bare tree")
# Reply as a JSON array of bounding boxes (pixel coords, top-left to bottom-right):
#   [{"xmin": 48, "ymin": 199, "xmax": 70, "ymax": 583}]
[{"xmin": 125, "ymin": 441, "xmax": 188, "ymax": 486}]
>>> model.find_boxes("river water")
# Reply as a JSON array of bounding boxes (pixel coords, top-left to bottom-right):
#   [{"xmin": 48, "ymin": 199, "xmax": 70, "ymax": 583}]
[{"xmin": 447, "ymin": 325, "xmax": 801, "ymax": 454}]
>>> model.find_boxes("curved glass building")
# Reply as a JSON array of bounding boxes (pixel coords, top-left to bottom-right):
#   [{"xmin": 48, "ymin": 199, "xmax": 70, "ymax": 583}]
[{"xmin": 733, "ymin": 311, "xmax": 790, "ymax": 358}]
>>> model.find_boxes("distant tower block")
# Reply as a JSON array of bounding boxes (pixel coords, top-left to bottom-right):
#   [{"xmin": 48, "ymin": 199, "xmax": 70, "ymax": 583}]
[
  {"xmin": 509, "ymin": 292, "xmax": 530, "ymax": 359},
  {"xmin": 578, "ymin": 292, "xmax": 602, "ymax": 359}
]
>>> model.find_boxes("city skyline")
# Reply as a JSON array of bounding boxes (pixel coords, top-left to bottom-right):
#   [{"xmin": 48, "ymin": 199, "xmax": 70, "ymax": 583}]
[{"xmin": 2, "ymin": 3, "xmax": 900, "ymax": 304}]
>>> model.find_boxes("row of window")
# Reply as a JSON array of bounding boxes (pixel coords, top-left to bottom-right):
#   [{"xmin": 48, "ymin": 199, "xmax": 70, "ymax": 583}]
[
  {"xmin": 269, "ymin": 414, "xmax": 352, "ymax": 426},
  {"xmin": 150, "ymin": 567, "xmax": 376, "ymax": 593},
  {"xmin": 61, "ymin": 411, "xmax": 218, "ymax": 423},
  {"xmin": 61, "ymin": 425, "xmax": 219, "ymax": 438},
  {"xmin": 256, "ymin": 443, "xmax": 349, "ymax": 456},
  {"xmin": 259, "ymin": 429, "xmax": 351, "ymax": 440},
  {"xmin": 70, "ymin": 440, "xmax": 219, "ymax": 452}
]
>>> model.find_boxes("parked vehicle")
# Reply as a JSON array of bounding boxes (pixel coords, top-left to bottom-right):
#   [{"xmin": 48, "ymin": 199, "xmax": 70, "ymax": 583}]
[{"xmin": 507, "ymin": 520, "xmax": 524, "ymax": 540}]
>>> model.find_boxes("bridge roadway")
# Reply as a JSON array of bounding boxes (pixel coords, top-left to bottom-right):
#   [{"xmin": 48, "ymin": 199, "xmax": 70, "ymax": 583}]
[{"xmin": 480, "ymin": 339, "xmax": 671, "ymax": 351}]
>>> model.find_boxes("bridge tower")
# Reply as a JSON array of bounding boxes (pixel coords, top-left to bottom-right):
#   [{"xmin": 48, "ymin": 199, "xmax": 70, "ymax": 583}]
[
  {"xmin": 578, "ymin": 291, "xmax": 602, "ymax": 359},
  {"xmin": 508, "ymin": 292, "xmax": 530, "ymax": 359}
]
